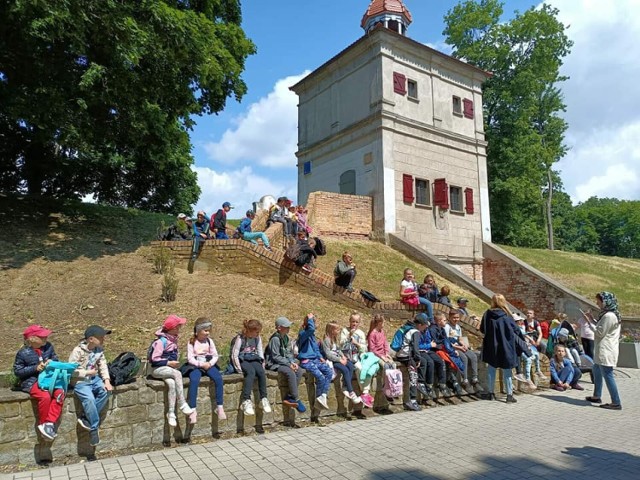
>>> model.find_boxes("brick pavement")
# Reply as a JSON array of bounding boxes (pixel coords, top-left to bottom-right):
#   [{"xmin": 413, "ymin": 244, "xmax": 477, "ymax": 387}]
[{"xmin": 4, "ymin": 369, "xmax": 640, "ymax": 480}]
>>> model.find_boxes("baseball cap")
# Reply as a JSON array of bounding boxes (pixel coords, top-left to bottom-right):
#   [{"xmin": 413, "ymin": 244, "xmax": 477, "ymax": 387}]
[
  {"xmin": 414, "ymin": 313, "xmax": 430, "ymax": 325},
  {"xmin": 84, "ymin": 325, "xmax": 112, "ymax": 338},
  {"xmin": 163, "ymin": 314, "xmax": 187, "ymax": 331},
  {"xmin": 222, "ymin": 202, "xmax": 234, "ymax": 209},
  {"xmin": 23, "ymin": 325, "xmax": 53, "ymax": 339},
  {"xmin": 457, "ymin": 297, "xmax": 469, "ymax": 304},
  {"xmin": 513, "ymin": 313, "xmax": 525, "ymax": 322},
  {"xmin": 557, "ymin": 328, "xmax": 569, "ymax": 340},
  {"xmin": 275, "ymin": 316, "xmax": 292, "ymax": 328},
  {"xmin": 177, "ymin": 213, "xmax": 187, "ymax": 220}
]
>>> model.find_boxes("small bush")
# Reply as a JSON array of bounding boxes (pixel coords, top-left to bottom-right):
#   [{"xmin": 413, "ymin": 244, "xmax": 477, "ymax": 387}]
[
  {"xmin": 161, "ymin": 260, "xmax": 178, "ymax": 302},
  {"xmin": 153, "ymin": 246, "xmax": 171, "ymax": 274}
]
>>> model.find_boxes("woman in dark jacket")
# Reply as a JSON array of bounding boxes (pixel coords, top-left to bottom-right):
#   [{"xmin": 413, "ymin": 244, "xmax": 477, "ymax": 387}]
[{"xmin": 480, "ymin": 294, "xmax": 522, "ymax": 403}]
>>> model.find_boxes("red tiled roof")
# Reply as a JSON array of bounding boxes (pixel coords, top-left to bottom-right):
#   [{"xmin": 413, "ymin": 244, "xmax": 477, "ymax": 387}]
[{"xmin": 361, "ymin": 0, "xmax": 413, "ymax": 28}]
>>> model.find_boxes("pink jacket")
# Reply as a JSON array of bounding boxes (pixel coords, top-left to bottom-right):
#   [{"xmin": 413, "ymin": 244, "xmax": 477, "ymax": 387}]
[
  {"xmin": 368, "ymin": 329, "xmax": 390, "ymax": 358},
  {"xmin": 187, "ymin": 338, "xmax": 219, "ymax": 368}
]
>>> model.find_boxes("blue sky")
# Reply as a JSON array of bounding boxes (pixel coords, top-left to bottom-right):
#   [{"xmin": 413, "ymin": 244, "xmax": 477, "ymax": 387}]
[{"xmin": 190, "ymin": 0, "xmax": 640, "ymax": 217}]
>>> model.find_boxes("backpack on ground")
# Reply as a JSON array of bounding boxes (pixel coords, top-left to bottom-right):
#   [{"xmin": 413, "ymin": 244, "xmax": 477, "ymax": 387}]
[
  {"xmin": 360, "ymin": 289, "xmax": 381, "ymax": 303},
  {"xmin": 390, "ymin": 324, "xmax": 413, "ymax": 351},
  {"xmin": 313, "ymin": 237, "xmax": 326, "ymax": 256},
  {"xmin": 147, "ymin": 336, "xmax": 168, "ymax": 363},
  {"xmin": 285, "ymin": 243, "xmax": 301, "ymax": 261},
  {"xmin": 108, "ymin": 352, "xmax": 141, "ymax": 386},
  {"xmin": 37, "ymin": 361, "xmax": 79, "ymax": 394},
  {"xmin": 383, "ymin": 368, "xmax": 403, "ymax": 398}
]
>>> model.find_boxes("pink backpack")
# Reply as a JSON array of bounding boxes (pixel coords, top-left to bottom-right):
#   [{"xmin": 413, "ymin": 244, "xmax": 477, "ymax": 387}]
[{"xmin": 384, "ymin": 368, "xmax": 403, "ymax": 398}]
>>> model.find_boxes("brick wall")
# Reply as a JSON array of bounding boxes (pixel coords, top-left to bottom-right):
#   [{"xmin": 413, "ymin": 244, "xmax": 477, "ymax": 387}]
[
  {"xmin": 306, "ymin": 191, "xmax": 372, "ymax": 238},
  {"xmin": 483, "ymin": 243, "xmax": 597, "ymax": 322}
]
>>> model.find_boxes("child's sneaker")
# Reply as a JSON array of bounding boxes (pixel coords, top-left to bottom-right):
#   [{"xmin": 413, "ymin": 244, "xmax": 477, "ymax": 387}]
[
  {"xmin": 361, "ymin": 393, "xmax": 374, "ymax": 408},
  {"xmin": 349, "ymin": 391, "xmax": 362, "ymax": 404},
  {"xmin": 535, "ymin": 371, "xmax": 548, "ymax": 380},
  {"xmin": 526, "ymin": 379, "xmax": 538, "ymax": 390},
  {"xmin": 438, "ymin": 383, "xmax": 452, "ymax": 398},
  {"xmin": 342, "ymin": 390, "xmax": 351, "ymax": 400},
  {"xmin": 295, "ymin": 400, "xmax": 307, "ymax": 413},
  {"xmin": 179, "ymin": 403, "xmax": 194, "ymax": 415},
  {"xmin": 471, "ymin": 376, "xmax": 480, "ymax": 385},
  {"xmin": 77, "ymin": 417, "xmax": 91, "ymax": 431},
  {"xmin": 216, "ymin": 406, "xmax": 227, "ymax": 420},
  {"xmin": 514, "ymin": 373, "xmax": 527, "ymax": 383},
  {"xmin": 283, "ymin": 395, "xmax": 299, "ymax": 408},
  {"xmin": 89, "ymin": 429, "xmax": 100, "ymax": 447},
  {"xmin": 301, "ymin": 264, "xmax": 313, "ymax": 273},
  {"xmin": 404, "ymin": 400, "xmax": 421, "ymax": 411},
  {"xmin": 167, "ymin": 412, "xmax": 177, "ymax": 427},
  {"xmin": 260, "ymin": 397, "xmax": 272, "ymax": 413},
  {"xmin": 316, "ymin": 395, "xmax": 329, "ymax": 410},
  {"xmin": 241, "ymin": 399, "xmax": 255, "ymax": 416},
  {"xmin": 417, "ymin": 383, "xmax": 430, "ymax": 397},
  {"xmin": 572, "ymin": 383, "xmax": 585, "ymax": 391},
  {"xmin": 38, "ymin": 423, "xmax": 56, "ymax": 441},
  {"xmin": 188, "ymin": 409, "xmax": 198, "ymax": 424}
]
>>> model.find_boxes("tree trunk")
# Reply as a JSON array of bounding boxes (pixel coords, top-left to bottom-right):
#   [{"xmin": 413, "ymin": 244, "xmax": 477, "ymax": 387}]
[{"xmin": 546, "ymin": 168, "xmax": 554, "ymax": 250}]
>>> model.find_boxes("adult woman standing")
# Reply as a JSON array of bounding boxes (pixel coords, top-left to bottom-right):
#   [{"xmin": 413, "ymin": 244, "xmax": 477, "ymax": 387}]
[
  {"xmin": 585, "ymin": 292, "xmax": 622, "ymax": 410},
  {"xmin": 480, "ymin": 294, "xmax": 521, "ymax": 403}
]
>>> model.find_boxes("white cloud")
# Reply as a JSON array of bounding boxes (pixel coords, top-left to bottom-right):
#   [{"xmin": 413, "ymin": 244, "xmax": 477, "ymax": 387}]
[
  {"xmin": 547, "ymin": 0, "xmax": 640, "ymax": 202},
  {"xmin": 203, "ymin": 71, "xmax": 310, "ymax": 168},
  {"xmin": 192, "ymin": 166, "xmax": 296, "ymax": 217}
]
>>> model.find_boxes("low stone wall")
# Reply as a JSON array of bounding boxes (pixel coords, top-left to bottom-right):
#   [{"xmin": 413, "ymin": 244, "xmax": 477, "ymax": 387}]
[{"xmin": 0, "ymin": 351, "xmax": 552, "ymax": 468}]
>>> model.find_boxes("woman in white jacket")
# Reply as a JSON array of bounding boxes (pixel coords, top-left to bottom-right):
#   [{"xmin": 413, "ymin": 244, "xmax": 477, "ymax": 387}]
[{"xmin": 584, "ymin": 291, "xmax": 622, "ymax": 410}]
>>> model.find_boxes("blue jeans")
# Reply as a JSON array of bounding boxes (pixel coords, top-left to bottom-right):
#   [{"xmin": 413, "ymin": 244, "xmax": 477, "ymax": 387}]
[
  {"xmin": 593, "ymin": 364, "xmax": 621, "ymax": 405},
  {"xmin": 418, "ymin": 297, "xmax": 434, "ymax": 321},
  {"xmin": 187, "ymin": 366, "xmax": 224, "ymax": 408},
  {"xmin": 333, "ymin": 361, "xmax": 355, "ymax": 393},
  {"xmin": 300, "ymin": 359, "xmax": 333, "ymax": 397},
  {"xmin": 523, "ymin": 350, "xmax": 541, "ymax": 379},
  {"xmin": 73, "ymin": 376, "xmax": 110, "ymax": 431},
  {"xmin": 487, "ymin": 365, "xmax": 513, "ymax": 395},
  {"xmin": 215, "ymin": 231, "xmax": 229, "ymax": 240},
  {"xmin": 243, "ymin": 231, "xmax": 270, "ymax": 247}
]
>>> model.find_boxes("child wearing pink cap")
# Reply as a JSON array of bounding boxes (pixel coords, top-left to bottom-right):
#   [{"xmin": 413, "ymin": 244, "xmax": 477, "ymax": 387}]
[
  {"xmin": 13, "ymin": 325, "xmax": 64, "ymax": 441},
  {"xmin": 149, "ymin": 315, "xmax": 194, "ymax": 427}
]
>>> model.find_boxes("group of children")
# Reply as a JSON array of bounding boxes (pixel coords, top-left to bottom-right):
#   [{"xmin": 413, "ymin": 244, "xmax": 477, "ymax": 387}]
[
  {"xmin": 398, "ymin": 269, "xmax": 460, "ymax": 322},
  {"xmin": 13, "ymin": 324, "xmax": 113, "ymax": 447}
]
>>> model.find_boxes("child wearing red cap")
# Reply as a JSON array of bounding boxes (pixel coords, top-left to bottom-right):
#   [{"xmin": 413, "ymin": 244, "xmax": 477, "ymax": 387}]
[
  {"xmin": 13, "ymin": 325, "xmax": 63, "ymax": 441},
  {"xmin": 149, "ymin": 315, "xmax": 194, "ymax": 427}
]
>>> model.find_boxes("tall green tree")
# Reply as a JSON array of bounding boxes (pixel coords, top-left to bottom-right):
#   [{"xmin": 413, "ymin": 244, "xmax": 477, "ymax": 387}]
[
  {"xmin": 443, "ymin": 0, "xmax": 572, "ymax": 248},
  {"xmin": 0, "ymin": 0, "xmax": 256, "ymax": 213}
]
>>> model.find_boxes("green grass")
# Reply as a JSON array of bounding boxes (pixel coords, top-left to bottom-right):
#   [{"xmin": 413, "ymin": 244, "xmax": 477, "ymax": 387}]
[{"xmin": 501, "ymin": 245, "xmax": 640, "ymax": 316}]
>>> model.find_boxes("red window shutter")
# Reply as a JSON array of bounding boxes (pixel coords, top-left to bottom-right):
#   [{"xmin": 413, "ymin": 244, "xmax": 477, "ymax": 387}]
[
  {"xmin": 465, "ymin": 187, "xmax": 474, "ymax": 214},
  {"xmin": 434, "ymin": 178, "xmax": 449, "ymax": 209},
  {"xmin": 402, "ymin": 174, "xmax": 414, "ymax": 203},
  {"xmin": 393, "ymin": 72, "xmax": 406, "ymax": 95},
  {"xmin": 463, "ymin": 99, "xmax": 474, "ymax": 119}
]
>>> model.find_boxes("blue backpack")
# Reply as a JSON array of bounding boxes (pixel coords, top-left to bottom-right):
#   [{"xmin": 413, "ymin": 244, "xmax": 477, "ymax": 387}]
[
  {"xmin": 391, "ymin": 324, "xmax": 413, "ymax": 351},
  {"xmin": 37, "ymin": 361, "xmax": 79, "ymax": 394}
]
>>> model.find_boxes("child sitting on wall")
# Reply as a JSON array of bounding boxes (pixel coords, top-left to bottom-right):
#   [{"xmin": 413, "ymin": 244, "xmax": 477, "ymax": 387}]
[
  {"xmin": 265, "ymin": 316, "xmax": 306, "ymax": 413},
  {"xmin": 445, "ymin": 310, "xmax": 479, "ymax": 391},
  {"xmin": 13, "ymin": 325, "xmax": 63, "ymax": 441},
  {"xmin": 297, "ymin": 313, "xmax": 334, "ymax": 410},
  {"xmin": 394, "ymin": 314, "xmax": 429, "ymax": 411},
  {"xmin": 231, "ymin": 319, "xmax": 272, "ymax": 416},
  {"xmin": 183, "ymin": 317, "xmax": 226, "ymax": 423},
  {"xmin": 149, "ymin": 315, "xmax": 194, "ymax": 427},
  {"xmin": 323, "ymin": 323, "xmax": 362, "ymax": 406},
  {"xmin": 69, "ymin": 325, "xmax": 114, "ymax": 446}
]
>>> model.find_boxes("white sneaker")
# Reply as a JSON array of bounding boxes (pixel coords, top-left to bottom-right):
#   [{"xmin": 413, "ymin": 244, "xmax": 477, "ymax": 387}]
[
  {"xmin": 342, "ymin": 390, "xmax": 351, "ymax": 400},
  {"xmin": 179, "ymin": 403, "xmax": 194, "ymax": 415},
  {"xmin": 514, "ymin": 373, "xmax": 527, "ymax": 383},
  {"xmin": 167, "ymin": 412, "xmax": 177, "ymax": 427},
  {"xmin": 536, "ymin": 371, "xmax": 548, "ymax": 380},
  {"xmin": 349, "ymin": 392, "xmax": 362, "ymax": 404},
  {"xmin": 216, "ymin": 406, "xmax": 227, "ymax": 420},
  {"xmin": 260, "ymin": 397, "xmax": 272, "ymax": 413},
  {"xmin": 241, "ymin": 399, "xmax": 255, "ymax": 416},
  {"xmin": 316, "ymin": 394, "xmax": 329, "ymax": 410}
]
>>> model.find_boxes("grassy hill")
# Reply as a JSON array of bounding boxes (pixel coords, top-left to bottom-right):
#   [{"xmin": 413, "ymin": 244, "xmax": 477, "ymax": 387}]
[
  {"xmin": 0, "ymin": 195, "xmax": 488, "ymax": 370},
  {"xmin": 502, "ymin": 245, "xmax": 640, "ymax": 316}
]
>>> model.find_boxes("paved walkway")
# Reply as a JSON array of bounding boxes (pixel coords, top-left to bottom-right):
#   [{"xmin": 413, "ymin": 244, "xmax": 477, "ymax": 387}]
[{"xmin": 5, "ymin": 369, "xmax": 640, "ymax": 480}]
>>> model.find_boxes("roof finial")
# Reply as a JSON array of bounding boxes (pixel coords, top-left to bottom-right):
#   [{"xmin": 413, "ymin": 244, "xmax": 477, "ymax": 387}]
[{"xmin": 361, "ymin": 0, "xmax": 413, "ymax": 36}]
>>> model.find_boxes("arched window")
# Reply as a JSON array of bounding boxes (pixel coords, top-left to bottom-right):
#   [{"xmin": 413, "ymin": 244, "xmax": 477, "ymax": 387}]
[{"xmin": 339, "ymin": 170, "xmax": 356, "ymax": 195}]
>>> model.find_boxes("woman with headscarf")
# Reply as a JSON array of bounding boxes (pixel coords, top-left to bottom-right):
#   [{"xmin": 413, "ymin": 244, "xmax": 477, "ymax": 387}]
[
  {"xmin": 584, "ymin": 291, "xmax": 622, "ymax": 410},
  {"xmin": 479, "ymin": 294, "xmax": 523, "ymax": 403}
]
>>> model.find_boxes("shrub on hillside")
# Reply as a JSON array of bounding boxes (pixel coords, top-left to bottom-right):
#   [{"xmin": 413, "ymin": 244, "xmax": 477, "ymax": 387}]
[{"xmin": 161, "ymin": 260, "xmax": 178, "ymax": 302}]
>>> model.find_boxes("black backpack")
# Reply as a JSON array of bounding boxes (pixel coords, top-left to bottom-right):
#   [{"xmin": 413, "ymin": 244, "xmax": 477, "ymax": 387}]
[
  {"xmin": 108, "ymin": 352, "xmax": 142, "ymax": 386},
  {"xmin": 313, "ymin": 237, "xmax": 326, "ymax": 256},
  {"xmin": 360, "ymin": 289, "xmax": 381, "ymax": 303}
]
